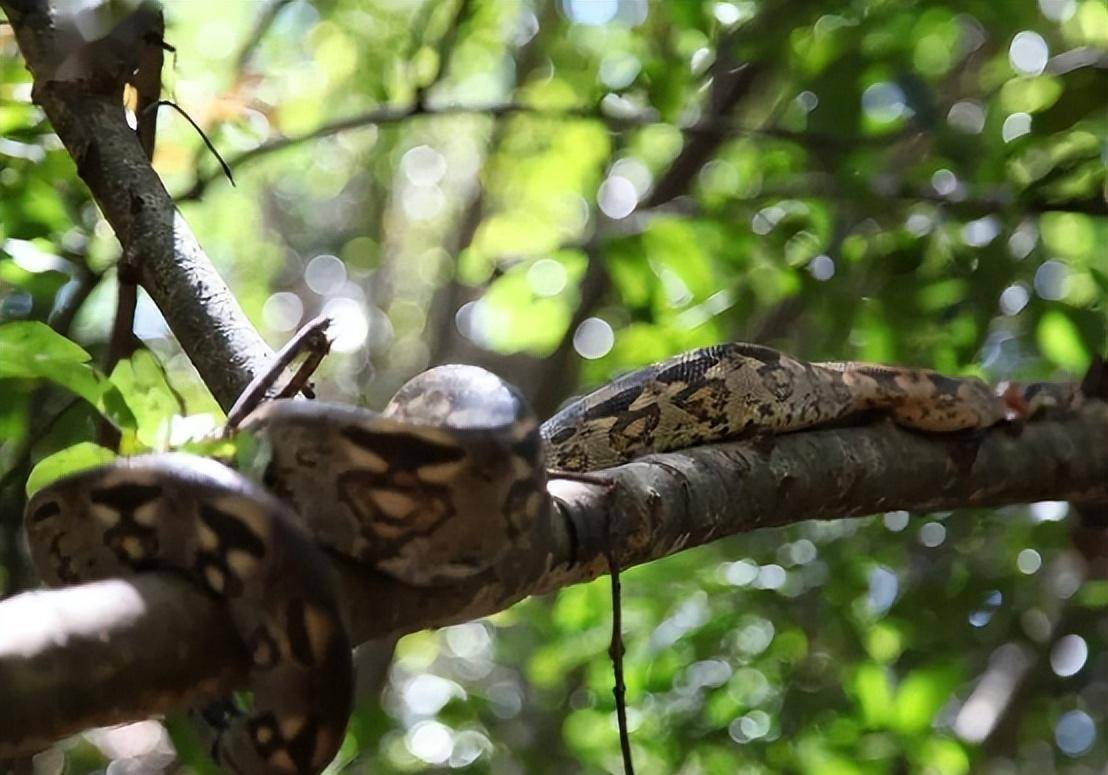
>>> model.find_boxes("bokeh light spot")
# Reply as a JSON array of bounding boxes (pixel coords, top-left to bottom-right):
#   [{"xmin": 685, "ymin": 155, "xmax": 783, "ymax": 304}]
[
  {"xmin": 808, "ymin": 254, "xmax": 835, "ymax": 280},
  {"xmin": 1050, "ymin": 634, "xmax": 1088, "ymax": 677},
  {"xmin": 1031, "ymin": 501, "xmax": 1068, "ymax": 522},
  {"xmin": 1010, "ymin": 31, "xmax": 1049, "ymax": 76},
  {"xmin": 1003, "ymin": 112, "xmax": 1032, "ymax": 142},
  {"xmin": 1017, "ymin": 548, "xmax": 1042, "ymax": 574},
  {"xmin": 598, "ymin": 175, "xmax": 637, "ymax": 219},
  {"xmin": 884, "ymin": 511, "xmax": 910, "ymax": 531},
  {"xmin": 931, "ymin": 168, "xmax": 959, "ymax": 196},
  {"xmin": 999, "ymin": 284, "xmax": 1029, "ymax": 316},
  {"xmin": 527, "ymin": 259, "xmax": 568, "ymax": 297},
  {"xmin": 573, "ymin": 317, "xmax": 614, "ymax": 359},
  {"xmin": 321, "ymin": 297, "xmax": 369, "ymax": 352},
  {"xmin": 1055, "ymin": 710, "xmax": 1095, "ymax": 756},
  {"xmin": 401, "ymin": 145, "xmax": 447, "ymax": 186},
  {"xmin": 1033, "ymin": 259, "xmax": 1068, "ymax": 300},
  {"xmin": 862, "ymin": 81, "xmax": 910, "ymax": 123},
  {"xmin": 919, "ymin": 521, "xmax": 946, "ymax": 547},
  {"xmin": 947, "ymin": 100, "xmax": 985, "ymax": 133},
  {"xmin": 406, "ymin": 720, "xmax": 453, "ymax": 765},
  {"xmin": 262, "ymin": 291, "xmax": 304, "ymax": 332},
  {"xmin": 564, "ymin": 0, "xmax": 618, "ymax": 25},
  {"xmin": 304, "ymin": 254, "xmax": 346, "ymax": 296}
]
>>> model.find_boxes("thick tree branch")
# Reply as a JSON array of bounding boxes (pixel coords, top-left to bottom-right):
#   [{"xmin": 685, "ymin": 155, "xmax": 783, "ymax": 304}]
[
  {"xmin": 2, "ymin": 0, "xmax": 273, "ymax": 411},
  {"xmin": 3, "ymin": 403, "xmax": 1107, "ymax": 756}
]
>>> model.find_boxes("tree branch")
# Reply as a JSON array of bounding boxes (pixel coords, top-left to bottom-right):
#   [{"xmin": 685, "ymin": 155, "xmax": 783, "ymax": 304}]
[
  {"xmin": 2, "ymin": 0, "xmax": 273, "ymax": 411},
  {"xmin": 232, "ymin": 0, "xmax": 293, "ymax": 72},
  {"xmin": 4, "ymin": 403, "xmax": 1107, "ymax": 756}
]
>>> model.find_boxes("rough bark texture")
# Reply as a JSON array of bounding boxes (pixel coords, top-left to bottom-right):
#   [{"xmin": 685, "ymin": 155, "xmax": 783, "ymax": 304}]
[
  {"xmin": 3, "ymin": 403, "xmax": 1107, "ymax": 755},
  {"xmin": 1, "ymin": 0, "xmax": 272, "ymax": 411}
]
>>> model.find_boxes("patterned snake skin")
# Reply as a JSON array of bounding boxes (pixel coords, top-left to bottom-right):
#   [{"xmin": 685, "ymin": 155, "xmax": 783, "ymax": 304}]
[{"xmin": 24, "ymin": 343, "xmax": 1068, "ymax": 774}]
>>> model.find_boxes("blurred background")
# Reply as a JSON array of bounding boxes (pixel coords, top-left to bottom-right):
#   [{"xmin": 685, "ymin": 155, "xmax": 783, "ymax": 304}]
[{"xmin": 2, "ymin": 0, "xmax": 1108, "ymax": 772}]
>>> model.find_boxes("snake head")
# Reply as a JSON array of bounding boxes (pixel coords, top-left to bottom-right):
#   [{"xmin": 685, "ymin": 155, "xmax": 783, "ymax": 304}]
[
  {"xmin": 383, "ymin": 364, "xmax": 534, "ymax": 430},
  {"xmin": 999, "ymin": 381, "xmax": 1084, "ymax": 420}
]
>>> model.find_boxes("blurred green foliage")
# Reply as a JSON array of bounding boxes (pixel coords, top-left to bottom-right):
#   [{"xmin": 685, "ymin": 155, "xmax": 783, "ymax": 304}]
[{"xmin": 1, "ymin": 0, "xmax": 1107, "ymax": 772}]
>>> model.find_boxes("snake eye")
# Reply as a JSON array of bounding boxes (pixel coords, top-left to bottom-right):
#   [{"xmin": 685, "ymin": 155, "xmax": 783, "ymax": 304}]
[{"xmin": 27, "ymin": 499, "xmax": 62, "ymax": 526}]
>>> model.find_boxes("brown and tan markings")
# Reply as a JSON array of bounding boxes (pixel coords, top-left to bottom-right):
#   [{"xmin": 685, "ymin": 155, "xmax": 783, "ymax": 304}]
[
  {"xmin": 337, "ymin": 425, "xmax": 465, "ymax": 542},
  {"xmin": 24, "ymin": 341, "xmax": 1082, "ymax": 775},
  {"xmin": 90, "ymin": 483, "xmax": 163, "ymax": 566},
  {"xmin": 25, "ymin": 455, "xmax": 352, "ymax": 775},
  {"xmin": 193, "ymin": 500, "xmax": 267, "ymax": 597}
]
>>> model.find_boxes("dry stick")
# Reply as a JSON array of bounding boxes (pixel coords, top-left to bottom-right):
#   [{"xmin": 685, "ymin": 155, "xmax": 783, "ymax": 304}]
[
  {"xmin": 4, "ymin": 0, "xmax": 275, "ymax": 411},
  {"xmin": 223, "ymin": 315, "xmax": 332, "ymax": 430},
  {"xmin": 96, "ymin": 257, "xmax": 137, "ymax": 450}
]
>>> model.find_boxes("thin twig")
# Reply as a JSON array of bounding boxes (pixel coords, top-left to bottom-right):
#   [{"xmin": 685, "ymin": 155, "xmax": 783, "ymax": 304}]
[
  {"xmin": 412, "ymin": 0, "xmax": 474, "ymax": 108},
  {"xmin": 151, "ymin": 99, "xmax": 234, "ymax": 187},
  {"xmin": 233, "ymin": 0, "xmax": 293, "ymax": 72},
  {"xmin": 606, "ymin": 545, "xmax": 634, "ymax": 774},
  {"xmin": 99, "ymin": 16, "xmax": 165, "ymax": 451},
  {"xmin": 175, "ymin": 98, "xmax": 920, "ymax": 202},
  {"xmin": 573, "ymin": 472, "xmax": 635, "ymax": 774},
  {"xmin": 98, "ymin": 258, "xmax": 137, "ymax": 450}
]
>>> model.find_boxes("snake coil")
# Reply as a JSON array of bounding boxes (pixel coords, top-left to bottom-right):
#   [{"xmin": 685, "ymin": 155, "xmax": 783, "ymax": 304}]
[{"xmin": 26, "ymin": 343, "xmax": 1069, "ymax": 773}]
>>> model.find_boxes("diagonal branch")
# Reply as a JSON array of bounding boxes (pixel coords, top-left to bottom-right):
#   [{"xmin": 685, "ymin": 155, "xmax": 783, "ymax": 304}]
[
  {"xmin": 232, "ymin": 0, "xmax": 293, "ymax": 72},
  {"xmin": 3, "ymin": 403, "xmax": 1107, "ymax": 756},
  {"xmin": 2, "ymin": 0, "xmax": 273, "ymax": 411}
]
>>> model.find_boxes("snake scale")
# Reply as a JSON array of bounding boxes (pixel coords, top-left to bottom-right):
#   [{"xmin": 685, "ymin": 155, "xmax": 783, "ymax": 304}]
[{"xmin": 23, "ymin": 342, "xmax": 1070, "ymax": 774}]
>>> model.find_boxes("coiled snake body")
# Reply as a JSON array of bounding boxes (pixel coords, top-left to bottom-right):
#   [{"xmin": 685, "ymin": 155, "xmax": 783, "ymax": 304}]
[{"xmin": 25, "ymin": 343, "xmax": 1046, "ymax": 773}]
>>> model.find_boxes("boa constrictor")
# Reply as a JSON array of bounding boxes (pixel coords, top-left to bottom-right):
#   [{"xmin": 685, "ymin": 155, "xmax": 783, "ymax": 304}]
[{"xmin": 24, "ymin": 343, "xmax": 1065, "ymax": 774}]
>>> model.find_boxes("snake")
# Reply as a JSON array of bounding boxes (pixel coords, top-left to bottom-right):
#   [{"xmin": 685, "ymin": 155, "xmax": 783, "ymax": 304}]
[{"xmin": 22, "ymin": 342, "xmax": 1076, "ymax": 774}]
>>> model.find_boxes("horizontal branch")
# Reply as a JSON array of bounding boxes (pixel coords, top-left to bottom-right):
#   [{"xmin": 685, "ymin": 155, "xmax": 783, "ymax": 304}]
[
  {"xmin": 176, "ymin": 97, "xmax": 914, "ymax": 203},
  {"xmin": 3, "ymin": 402, "xmax": 1107, "ymax": 756}
]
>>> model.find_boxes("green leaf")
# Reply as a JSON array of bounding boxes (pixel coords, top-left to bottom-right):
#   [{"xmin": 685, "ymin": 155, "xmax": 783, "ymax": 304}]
[
  {"xmin": 1075, "ymin": 580, "xmax": 1108, "ymax": 608},
  {"xmin": 851, "ymin": 663, "xmax": 894, "ymax": 728},
  {"xmin": 910, "ymin": 736, "xmax": 969, "ymax": 775},
  {"xmin": 1000, "ymin": 75, "xmax": 1063, "ymax": 114},
  {"xmin": 864, "ymin": 621, "xmax": 905, "ymax": 663},
  {"xmin": 642, "ymin": 218, "xmax": 715, "ymax": 309},
  {"xmin": 893, "ymin": 666, "xmax": 962, "ymax": 735},
  {"xmin": 0, "ymin": 320, "xmax": 92, "ymax": 371},
  {"xmin": 110, "ymin": 350, "xmax": 181, "ymax": 448},
  {"xmin": 26, "ymin": 442, "xmax": 116, "ymax": 497},
  {"xmin": 1036, "ymin": 310, "xmax": 1090, "ymax": 372},
  {"xmin": 0, "ymin": 321, "xmax": 136, "ymax": 430}
]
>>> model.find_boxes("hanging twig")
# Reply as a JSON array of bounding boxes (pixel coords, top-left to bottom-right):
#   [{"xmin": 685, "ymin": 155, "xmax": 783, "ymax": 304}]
[
  {"xmin": 148, "ymin": 99, "xmax": 235, "ymax": 187},
  {"xmin": 606, "ymin": 547, "xmax": 635, "ymax": 775}
]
